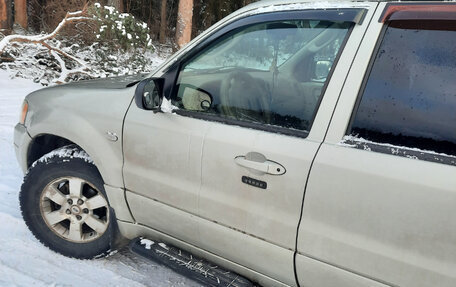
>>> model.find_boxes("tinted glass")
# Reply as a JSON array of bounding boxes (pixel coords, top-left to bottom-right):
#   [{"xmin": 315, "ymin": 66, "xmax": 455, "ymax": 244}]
[
  {"xmin": 351, "ymin": 21, "xmax": 456, "ymax": 155},
  {"xmin": 175, "ymin": 20, "xmax": 351, "ymax": 132}
]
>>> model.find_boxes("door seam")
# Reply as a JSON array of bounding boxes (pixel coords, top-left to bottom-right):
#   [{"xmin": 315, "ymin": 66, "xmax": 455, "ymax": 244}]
[
  {"xmin": 120, "ymin": 95, "xmax": 137, "ymax": 223},
  {"xmin": 197, "ymin": 124, "xmax": 208, "ymax": 246},
  {"xmin": 292, "ymin": 3, "xmax": 380, "ymax": 286}
]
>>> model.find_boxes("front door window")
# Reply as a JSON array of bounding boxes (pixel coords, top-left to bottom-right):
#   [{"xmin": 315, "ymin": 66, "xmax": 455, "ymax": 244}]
[{"xmin": 174, "ymin": 20, "xmax": 352, "ymax": 133}]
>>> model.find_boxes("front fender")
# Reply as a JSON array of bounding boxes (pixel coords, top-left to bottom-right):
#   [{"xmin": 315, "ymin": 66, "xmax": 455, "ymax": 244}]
[{"xmin": 26, "ymin": 87, "xmax": 135, "ymax": 188}]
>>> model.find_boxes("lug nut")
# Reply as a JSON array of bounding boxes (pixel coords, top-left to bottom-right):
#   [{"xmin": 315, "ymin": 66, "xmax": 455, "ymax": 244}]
[
  {"xmin": 77, "ymin": 199, "xmax": 84, "ymax": 205},
  {"xmin": 67, "ymin": 199, "xmax": 73, "ymax": 205},
  {"xmin": 83, "ymin": 208, "xmax": 89, "ymax": 214},
  {"xmin": 76, "ymin": 215, "xmax": 82, "ymax": 220},
  {"xmin": 66, "ymin": 209, "xmax": 71, "ymax": 215}
]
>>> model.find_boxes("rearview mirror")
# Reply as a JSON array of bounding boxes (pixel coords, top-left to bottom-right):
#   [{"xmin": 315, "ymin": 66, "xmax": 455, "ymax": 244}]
[
  {"xmin": 134, "ymin": 78, "xmax": 165, "ymax": 111},
  {"xmin": 314, "ymin": 60, "xmax": 332, "ymax": 81},
  {"xmin": 266, "ymin": 22, "xmax": 298, "ymax": 41}
]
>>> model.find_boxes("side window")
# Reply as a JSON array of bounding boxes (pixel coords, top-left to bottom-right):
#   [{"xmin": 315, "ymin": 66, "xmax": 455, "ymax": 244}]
[
  {"xmin": 174, "ymin": 20, "xmax": 352, "ymax": 133},
  {"xmin": 348, "ymin": 20, "xmax": 456, "ymax": 157}
]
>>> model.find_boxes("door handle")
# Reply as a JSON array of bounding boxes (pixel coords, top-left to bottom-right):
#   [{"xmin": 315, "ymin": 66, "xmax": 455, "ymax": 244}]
[{"xmin": 234, "ymin": 152, "xmax": 286, "ymax": 175}]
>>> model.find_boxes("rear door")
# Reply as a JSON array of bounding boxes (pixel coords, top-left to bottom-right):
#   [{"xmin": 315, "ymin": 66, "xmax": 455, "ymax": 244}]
[
  {"xmin": 297, "ymin": 3, "xmax": 456, "ymax": 287},
  {"xmin": 171, "ymin": 6, "xmax": 374, "ymax": 285}
]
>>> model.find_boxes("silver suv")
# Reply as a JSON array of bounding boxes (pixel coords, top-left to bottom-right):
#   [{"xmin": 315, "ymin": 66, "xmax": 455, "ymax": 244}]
[{"xmin": 14, "ymin": 1, "xmax": 456, "ymax": 286}]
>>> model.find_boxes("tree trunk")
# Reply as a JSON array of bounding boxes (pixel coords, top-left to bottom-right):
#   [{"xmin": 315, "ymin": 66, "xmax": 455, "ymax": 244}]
[
  {"xmin": 159, "ymin": 0, "xmax": 167, "ymax": 44},
  {"xmin": 107, "ymin": 0, "xmax": 123, "ymax": 13},
  {"xmin": 175, "ymin": 0, "xmax": 193, "ymax": 49},
  {"xmin": 14, "ymin": 0, "xmax": 27, "ymax": 29},
  {"xmin": 0, "ymin": 0, "xmax": 12, "ymax": 31}
]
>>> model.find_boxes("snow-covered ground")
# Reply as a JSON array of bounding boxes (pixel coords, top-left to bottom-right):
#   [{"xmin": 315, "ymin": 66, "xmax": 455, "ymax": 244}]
[{"xmin": 0, "ymin": 70, "xmax": 200, "ymax": 287}]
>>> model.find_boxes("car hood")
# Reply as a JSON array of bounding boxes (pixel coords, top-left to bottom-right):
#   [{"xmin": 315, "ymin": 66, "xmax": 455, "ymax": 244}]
[
  {"xmin": 25, "ymin": 74, "xmax": 146, "ymax": 114},
  {"xmin": 50, "ymin": 73, "xmax": 148, "ymax": 90},
  {"xmin": 24, "ymin": 74, "xmax": 143, "ymax": 135}
]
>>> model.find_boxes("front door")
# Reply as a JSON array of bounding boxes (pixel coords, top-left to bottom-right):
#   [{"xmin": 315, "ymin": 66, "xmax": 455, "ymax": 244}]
[
  {"xmin": 123, "ymin": 90, "xmax": 209, "ymax": 245},
  {"xmin": 171, "ymin": 10, "xmax": 363, "ymax": 285}
]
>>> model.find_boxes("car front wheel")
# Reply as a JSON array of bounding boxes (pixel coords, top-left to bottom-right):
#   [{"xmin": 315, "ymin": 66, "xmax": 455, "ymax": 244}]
[{"xmin": 20, "ymin": 145, "xmax": 114, "ymax": 259}]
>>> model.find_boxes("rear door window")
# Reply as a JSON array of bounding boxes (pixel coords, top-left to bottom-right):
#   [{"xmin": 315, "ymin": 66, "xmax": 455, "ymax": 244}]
[{"xmin": 348, "ymin": 20, "xmax": 456, "ymax": 159}]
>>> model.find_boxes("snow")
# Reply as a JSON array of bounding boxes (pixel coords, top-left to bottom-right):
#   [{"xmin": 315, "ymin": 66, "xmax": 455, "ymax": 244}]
[
  {"xmin": 160, "ymin": 98, "xmax": 179, "ymax": 114},
  {"xmin": 159, "ymin": 243, "xmax": 170, "ymax": 251},
  {"xmin": 340, "ymin": 135, "xmax": 456, "ymax": 160},
  {"xmin": 252, "ymin": 1, "xmax": 370, "ymax": 14},
  {"xmin": 0, "ymin": 70, "xmax": 200, "ymax": 287},
  {"xmin": 140, "ymin": 239, "xmax": 155, "ymax": 250},
  {"xmin": 31, "ymin": 145, "xmax": 94, "ymax": 169},
  {"xmin": 67, "ymin": 10, "xmax": 85, "ymax": 17},
  {"xmin": 104, "ymin": 6, "xmax": 116, "ymax": 15},
  {"xmin": 0, "ymin": 13, "xmax": 91, "ymax": 52}
]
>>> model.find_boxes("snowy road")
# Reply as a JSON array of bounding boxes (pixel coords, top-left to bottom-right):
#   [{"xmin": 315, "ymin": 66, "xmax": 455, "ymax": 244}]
[{"xmin": 0, "ymin": 71, "xmax": 200, "ymax": 287}]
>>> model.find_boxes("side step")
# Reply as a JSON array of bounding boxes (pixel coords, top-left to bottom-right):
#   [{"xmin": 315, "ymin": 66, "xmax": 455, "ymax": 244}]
[{"xmin": 130, "ymin": 237, "xmax": 254, "ymax": 287}]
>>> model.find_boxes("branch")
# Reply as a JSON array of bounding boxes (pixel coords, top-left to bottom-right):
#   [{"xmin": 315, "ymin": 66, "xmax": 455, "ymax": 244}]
[
  {"xmin": 0, "ymin": 6, "xmax": 95, "ymax": 83},
  {"xmin": 50, "ymin": 50, "xmax": 68, "ymax": 83},
  {"xmin": 0, "ymin": 8, "xmax": 93, "ymax": 53},
  {"xmin": 0, "ymin": 56, "xmax": 14, "ymax": 62},
  {"xmin": 41, "ymin": 42, "xmax": 87, "ymax": 67}
]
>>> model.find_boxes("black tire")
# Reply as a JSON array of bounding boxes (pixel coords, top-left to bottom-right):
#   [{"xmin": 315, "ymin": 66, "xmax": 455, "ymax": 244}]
[{"xmin": 20, "ymin": 145, "xmax": 115, "ymax": 259}]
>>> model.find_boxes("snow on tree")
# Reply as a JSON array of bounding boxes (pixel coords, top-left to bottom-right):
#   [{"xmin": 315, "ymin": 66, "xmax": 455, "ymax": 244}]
[
  {"xmin": 0, "ymin": 7, "xmax": 91, "ymax": 59},
  {"xmin": 0, "ymin": 3, "xmax": 165, "ymax": 85},
  {"xmin": 0, "ymin": 5, "xmax": 92, "ymax": 83}
]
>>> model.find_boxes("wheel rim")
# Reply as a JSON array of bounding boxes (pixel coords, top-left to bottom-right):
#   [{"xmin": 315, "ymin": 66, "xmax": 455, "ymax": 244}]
[{"xmin": 39, "ymin": 177, "xmax": 110, "ymax": 243}]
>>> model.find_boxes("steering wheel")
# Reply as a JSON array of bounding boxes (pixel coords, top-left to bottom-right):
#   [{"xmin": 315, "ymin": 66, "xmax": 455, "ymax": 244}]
[{"xmin": 220, "ymin": 70, "xmax": 271, "ymax": 124}]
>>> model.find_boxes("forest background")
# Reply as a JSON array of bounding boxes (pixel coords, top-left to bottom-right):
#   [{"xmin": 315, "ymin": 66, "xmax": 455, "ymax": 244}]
[
  {"xmin": 0, "ymin": 0, "xmax": 259, "ymax": 84},
  {"xmin": 1, "ymin": 0, "xmax": 259, "ymax": 49}
]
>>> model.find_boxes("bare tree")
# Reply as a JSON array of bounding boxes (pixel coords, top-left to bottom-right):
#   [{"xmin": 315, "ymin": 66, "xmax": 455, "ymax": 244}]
[
  {"xmin": 14, "ymin": 0, "xmax": 27, "ymax": 28},
  {"xmin": 0, "ymin": 0, "xmax": 12, "ymax": 31},
  {"xmin": 175, "ymin": 0, "xmax": 193, "ymax": 49},
  {"xmin": 159, "ymin": 0, "xmax": 167, "ymax": 44},
  {"xmin": 107, "ymin": 0, "xmax": 123, "ymax": 12}
]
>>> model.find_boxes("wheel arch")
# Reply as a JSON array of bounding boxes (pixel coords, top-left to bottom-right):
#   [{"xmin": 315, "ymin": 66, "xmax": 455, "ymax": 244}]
[
  {"xmin": 27, "ymin": 134, "xmax": 74, "ymax": 167},
  {"xmin": 26, "ymin": 134, "xmax": 105, "ymax": 182},
  {"xmin": 26, "ymin": 131, "xmax": 135, "ymax": 227}
]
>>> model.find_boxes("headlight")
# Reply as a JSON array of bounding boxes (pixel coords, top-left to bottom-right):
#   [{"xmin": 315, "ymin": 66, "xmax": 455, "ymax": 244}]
[{"xmin": 19, "ymin": 100, "xmax": 28, "ymax": 125}]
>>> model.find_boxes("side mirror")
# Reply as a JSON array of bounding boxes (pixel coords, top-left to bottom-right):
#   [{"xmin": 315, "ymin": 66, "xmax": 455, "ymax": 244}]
[
  {"xmin": 314, "ymin": 60, "xmax": 332, "ymax": 81},
  {"xmin": 134, "ymin": 78, "xmax": 165, "ymax": 111}
]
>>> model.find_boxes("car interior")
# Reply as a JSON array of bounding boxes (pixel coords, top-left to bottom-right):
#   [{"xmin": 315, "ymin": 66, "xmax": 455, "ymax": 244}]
[{"xmin": 174, "ymin": 20, "xmax": 351, "ymax": 132}]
